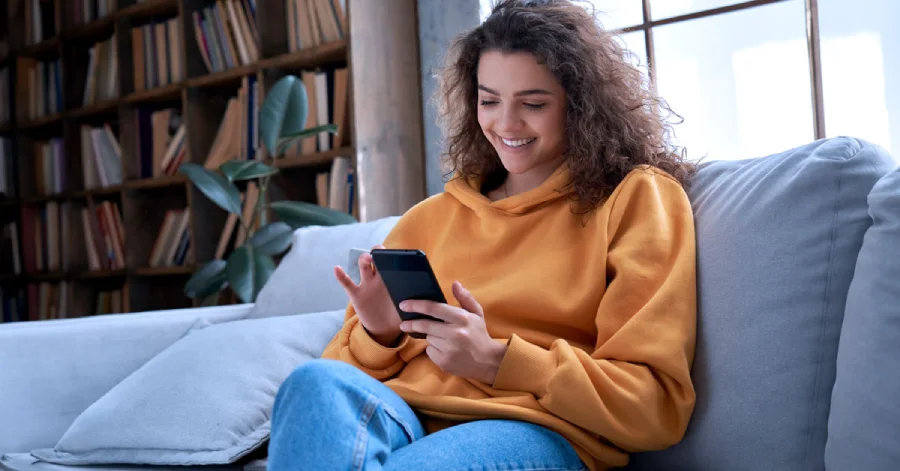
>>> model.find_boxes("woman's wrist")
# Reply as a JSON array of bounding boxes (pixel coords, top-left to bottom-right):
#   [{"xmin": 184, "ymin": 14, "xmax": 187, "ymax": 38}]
[{"xmin": 483, "ymin": 341, "xmax": 509, "ymax": 385}]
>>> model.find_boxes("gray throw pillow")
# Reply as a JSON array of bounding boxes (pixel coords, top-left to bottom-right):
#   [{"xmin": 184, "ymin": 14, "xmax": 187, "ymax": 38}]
[
  {"xmin": 249, "ymin": 218, "xmax": 399, "ymax": 318},
  {"xmin": 627, "ymin": 137, "xmax": 895, "ymax": 470},
  {"xmin": 826, "ymin": 165, "xmax": 900, "ymax": 470},
  {"xmin": 29, "ymin": 310, "xmax": 346, "ymax": 467}
]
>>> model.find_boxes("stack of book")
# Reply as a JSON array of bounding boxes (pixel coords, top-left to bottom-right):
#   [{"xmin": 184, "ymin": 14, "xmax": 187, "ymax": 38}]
[
  {"xmin": 81, "ymin": 200, "xmax": 126, "ymax": 271},
  {"xmin": 203, "ymin": 75, "xmax": 259, "ymax": 167},
  {"xmin": 192, "ymin": 0, "xmax": 261, "ymax": 74},
  {"xmin": 279, "ymin": 67, "xmax": 349, "ymax": 156},
  {"xmin": 20, "ymin": 201, "xmax": 71, "ymax": 273},
  {"xmin": 314, "ymin": 155, "xmax": 353, "ymax": 214},
  {"xmin": 0, "ymin": 67, "xmax": 10, "ymax": 124},
  {"xmin": 148, "ymin": 208, "xmax": 191, "ymax": 267},
  {"xmin": 1, "ymin": 137, "xmax": 16, "ymax": 199},
  {"xmin": 24, "ymin": 0, "xmax": 56, "ymax": 45},
  {"xmin": 95, "ymin": 288, "xmax": 125, "ymax": 315},
  {"xmin": 286, "ymin": 0, "xmax": 347, "ymax": 52},
  {"xmin": 131, "ymin": 18, "xmax": 185, "ymax": 91},
  {"xmin": 80, "ymin": 123, "xmax": 123, "ymax": 189},
  {"xmin": 71, "ymin": 0, "xmax": 116, "ymax": 28},
  {"xmin": 0, "ymin": 222, "xmax": 21, "ymax": 276},
  {"xmin": 82, "ymin": 36, "xmax": 119, "ymax": 106},
  {"xmin": 134, "ymin": 107, "xmax": 185, "ymax": 179},
  {"xmin": 17, "ymin": 58, "xmax": 63, "ymax": 120},
  {"xmin": 33, "ymin": 138, "xmax": 67, "ymax": 195},
  {"xmin": 0, "ymin": 287, "xmax": 25, "ymax": 323}
]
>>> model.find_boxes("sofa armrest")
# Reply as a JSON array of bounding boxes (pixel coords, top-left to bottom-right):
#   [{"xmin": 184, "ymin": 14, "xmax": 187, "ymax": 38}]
[{"xmin": 0, "ymin": 304, "xmax": 253, "ymax": 454}]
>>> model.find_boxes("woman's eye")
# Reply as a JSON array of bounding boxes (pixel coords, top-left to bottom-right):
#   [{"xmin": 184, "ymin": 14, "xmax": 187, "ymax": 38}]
[
  {"xmin": 523, "ymin": 103, "xmax": 546, "ymax": 110},
  {"xmin": 479, "ymin": 100, "xmax": 498, "ymax": 107}
]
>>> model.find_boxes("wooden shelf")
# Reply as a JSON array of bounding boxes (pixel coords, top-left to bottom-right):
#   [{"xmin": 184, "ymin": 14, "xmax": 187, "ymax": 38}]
[
  {"xmin": 65, "ymin": 15, "xmax": 117, "ymax": 42},
  {"xmin": 22, "ymin": 192, "xmax": 78, "ymax": 204},
  {"xmin": 117, "ymin": 0, "xmax": 179, "ymax": 21},
  {"xmin": 0, "ymin": 273, "xmax": 22, "ymax": 283},
  {"xmin": 27, "ymin": 271, "xmax": 67, "ymax": 282},
  {"xmin": 69, "ymin": 98, "xmax": 122, "ymax": 119},
  {"xmin": 18, "ymin": 113, "xmax": 65, "ymax": 130},
  {"xmin": 187, "ymin": 64, "xmax": 257, "ymax": 89},
  {"xmin": 125, "ymin": 175, "xmax": 187, "ymax": 191},
  {"xmin": 0, "ymin": 199, "xmax": 20, "ymax": 208},
  {"xmin": 275, "ymin": 147, "xmax": 355, "ymax": 169},
  {"xmin": 132, "ymin": 266, "xmax": 194, "ymax": 277},
  {"xmin": 77, "ymin": 269, "xmax": 128, "ymax": 280},
  {"xmin": 0, "ymin": 123, "xmax": 13, "ymax": 134},
  {"xmin": 87, "ymin": 185, "xmax": 125, "ymax": 197},
  {"xmin": 20, "ymin": 37, "xmax": 61, "ymax": 57},
  {"xmin": 125, "ymin": 82, "xmax": 184, "ymax": 104},
  {"xmin": 260, "ymin": 40, "xmax": 349, "ymax": 70}
]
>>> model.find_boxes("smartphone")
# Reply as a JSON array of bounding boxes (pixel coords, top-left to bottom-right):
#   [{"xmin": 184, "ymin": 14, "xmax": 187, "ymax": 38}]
[{"xmin": 370, "ymin": 249, "xmax": 446, "ymax": 339}]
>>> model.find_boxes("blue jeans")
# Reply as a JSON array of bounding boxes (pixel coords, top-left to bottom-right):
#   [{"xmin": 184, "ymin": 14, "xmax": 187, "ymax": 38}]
[{"xmin": 268, "ymin": 359, "xmax": 588, "ymax": 471}]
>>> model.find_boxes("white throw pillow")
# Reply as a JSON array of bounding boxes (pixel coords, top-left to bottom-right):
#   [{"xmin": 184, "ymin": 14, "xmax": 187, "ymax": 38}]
[{"xmin": 249, "ymin": 218, "xmax": 400, "ymax": 318}]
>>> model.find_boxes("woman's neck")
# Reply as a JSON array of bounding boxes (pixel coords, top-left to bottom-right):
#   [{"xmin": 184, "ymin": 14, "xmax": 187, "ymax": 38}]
[{"xmin": 503, "ymin": 158, "xmax": 564, "ymax": 197}]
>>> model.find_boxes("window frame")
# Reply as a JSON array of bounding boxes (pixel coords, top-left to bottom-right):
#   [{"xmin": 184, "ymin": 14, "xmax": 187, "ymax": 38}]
[{"xmin": 618, "ymin": 0, "xmax": 827, "ymax": 139}]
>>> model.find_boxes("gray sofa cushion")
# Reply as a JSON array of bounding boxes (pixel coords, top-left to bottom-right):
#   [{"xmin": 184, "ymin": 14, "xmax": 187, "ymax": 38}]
[
  {"xmin": 249, "ymin": 218, "xmax": 399, "ymax": 318},
  {"xmin": 0, "ymin": 304, "xmax": 252, "ymax": 454},
  {"xmin": 628, "ymin": 137, "xmax": 896, "ymax": 470},
  {"xmin": 29, "ymin": 310, "xmax": 345, "ymax": 467},
  {"xmin": 0, "ymin": 452, "xmax": 243, "ymax": 471},
  {"xmin": 826, "ymin": 165, "xmax": 900, "ymax": 470}
]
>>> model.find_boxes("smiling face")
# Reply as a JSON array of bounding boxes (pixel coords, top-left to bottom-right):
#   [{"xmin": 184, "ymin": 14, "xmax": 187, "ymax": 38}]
[{"xmin": 476, "ymin": 50, "xmax": 568, "ymax": 187}]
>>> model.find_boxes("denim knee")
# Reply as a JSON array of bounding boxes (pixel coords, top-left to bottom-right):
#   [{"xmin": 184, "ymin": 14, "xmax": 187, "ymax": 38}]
[{"xmin": 276, "ymin": 359, "xmax": 356, "ymax": 405}]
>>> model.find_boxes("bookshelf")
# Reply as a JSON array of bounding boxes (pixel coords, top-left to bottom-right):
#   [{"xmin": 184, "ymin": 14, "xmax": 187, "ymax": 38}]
[{"xmin": 0, "ymin": 0, "xmax": 373, "ymax": 323}]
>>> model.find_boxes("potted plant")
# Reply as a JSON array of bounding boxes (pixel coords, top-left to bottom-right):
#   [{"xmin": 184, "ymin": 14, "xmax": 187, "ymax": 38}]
[{"xmin": 179, "ymin": 75, "xmax": 356, "ymax": 304}]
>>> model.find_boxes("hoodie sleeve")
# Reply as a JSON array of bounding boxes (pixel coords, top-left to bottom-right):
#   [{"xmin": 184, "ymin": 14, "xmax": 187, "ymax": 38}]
[
  {"xmin": 491, "ymin": 170, "xmax": 698, "ymax": 452},
  {"xmin": 319, "ymin": 198, "xmax": 436, "ymax": 380}
]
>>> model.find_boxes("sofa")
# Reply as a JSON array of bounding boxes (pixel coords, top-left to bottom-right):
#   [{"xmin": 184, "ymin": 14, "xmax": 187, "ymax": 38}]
[{"xmin": 1, "ymin": 137, "xmax": 899, "ymax": 471}]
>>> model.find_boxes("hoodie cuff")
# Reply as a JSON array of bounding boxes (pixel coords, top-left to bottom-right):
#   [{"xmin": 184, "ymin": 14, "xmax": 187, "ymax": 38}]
[
  {"xmin": 492, "ymin": 334, "xmax": 557, "ymax": 397},
  {"xmin": 348, "ymin": 320, "xmax": 411, "ymax": 371}
]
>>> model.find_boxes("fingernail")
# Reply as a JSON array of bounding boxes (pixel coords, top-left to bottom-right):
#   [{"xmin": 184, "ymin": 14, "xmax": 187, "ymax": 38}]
[
  {"xmin": 399, "ymin": 301, "xmax": 409, "ymax": 311},
  {"xmin": 399, "ymin": 322, "xmax": 409, "ymax": 331}
]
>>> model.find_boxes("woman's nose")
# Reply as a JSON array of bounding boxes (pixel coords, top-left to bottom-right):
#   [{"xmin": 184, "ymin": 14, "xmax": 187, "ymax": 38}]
[{"xmin": 497, "ymin": 105, "xmax": 523, "ymax": 131}]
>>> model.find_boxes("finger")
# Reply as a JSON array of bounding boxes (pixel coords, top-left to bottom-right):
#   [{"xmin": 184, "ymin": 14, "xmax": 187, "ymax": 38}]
[
  {"xmin": 358, "ymin": 253, "xmax": 376, "ymax": 283},
  {"xmin": 371, "ymin": 244, "xmax": 385, "ymax": 250},
  {"xmin": 399, "ymin": 300, "xmax": 466, "ymax": 324},
  {"xmin": 426, "ymin": 345, "xmax": 445, "ymax": 368},
  {"xmin": 334, "ymin": 266, "xmax": 359, "ymax": 293},
  {"xmin": 452, "ymin": 281, "xmax": 484, "ymax": 317},
  {"xmin": 400, "ymin": 319, "xmax": 452, "ymax": 339}
]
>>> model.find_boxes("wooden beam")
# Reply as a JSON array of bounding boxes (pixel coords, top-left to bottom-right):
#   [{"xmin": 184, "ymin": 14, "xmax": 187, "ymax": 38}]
[{"xmin": 349, "ymin": 0, "xmax": 427, "ymax": 221}]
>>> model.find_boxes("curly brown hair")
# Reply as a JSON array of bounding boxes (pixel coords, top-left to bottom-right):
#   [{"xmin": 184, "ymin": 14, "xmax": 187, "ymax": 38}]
[{"xmin": 436, "ymin": 0, "xmax": 695, "ymax": 212}]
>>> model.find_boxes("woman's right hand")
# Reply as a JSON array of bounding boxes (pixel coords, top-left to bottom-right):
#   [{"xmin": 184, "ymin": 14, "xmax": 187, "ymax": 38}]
[{"xmin": 334, "ymin": 245, "xmax": 403, "ymax": 347}]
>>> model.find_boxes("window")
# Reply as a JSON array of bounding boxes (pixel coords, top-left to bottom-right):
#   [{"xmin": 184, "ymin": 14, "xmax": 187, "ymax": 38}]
[{"xmin": 478, "ymin": 0, "xmax": 899, "ymax": 162}]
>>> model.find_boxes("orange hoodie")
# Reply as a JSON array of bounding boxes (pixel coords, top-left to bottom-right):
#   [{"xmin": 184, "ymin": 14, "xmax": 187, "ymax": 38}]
[{"xmin": 321, "ymin": 164, "xmax": 697, "ymax": 470}]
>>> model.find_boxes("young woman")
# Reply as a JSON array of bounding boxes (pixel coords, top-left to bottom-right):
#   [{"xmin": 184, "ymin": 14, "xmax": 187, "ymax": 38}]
[{"xmin": 268, "ymin": 1, "xmax": 698, "ymax": 469}]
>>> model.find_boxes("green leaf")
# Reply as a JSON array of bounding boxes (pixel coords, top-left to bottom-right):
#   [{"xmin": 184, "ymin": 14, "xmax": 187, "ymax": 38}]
[
  {"xmin": 259, "ymin": 76, "xmax": 309, "ymax": 157},
  {"xmin": 249, "ymin": 222, "xmax": 294, "ymax": 256},
  {"xmin": 179, "ymin": 163, "xmax": 242, "ymax": 215},
  {"xmin": 226, "ymin": 245, "xmax": 276, "ymax": 303},
  {"xmin": 275, "ymin": 124, "xmax": 339, "ymax": 155},
  {"xmin": 219, "ymin": 160, "xmax": 278, "ymax": 183},
  {"xmin": 269, "ymin": 200, "xmax": 357, "ymax": 229},
  {"xmin": 184, "ymin": 259, "xmax": 229, "ymax": 298}
]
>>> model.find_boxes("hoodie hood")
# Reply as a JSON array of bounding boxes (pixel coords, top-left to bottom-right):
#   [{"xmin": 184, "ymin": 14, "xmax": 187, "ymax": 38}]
[{"xmin": 445, "ymin": 164, "xmax": 572, "ymax": 215}]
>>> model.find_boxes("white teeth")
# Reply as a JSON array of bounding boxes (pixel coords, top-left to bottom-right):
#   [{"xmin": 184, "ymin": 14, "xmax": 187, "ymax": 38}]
[{"xmin": 502, "ymin": 137, "xmax": 535, "ymax": 148}]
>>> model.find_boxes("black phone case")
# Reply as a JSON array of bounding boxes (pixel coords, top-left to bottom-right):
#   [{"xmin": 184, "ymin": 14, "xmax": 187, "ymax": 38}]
[{"xmin": 371, "ymin": 249, "xmax": 446, "ymax": 339}]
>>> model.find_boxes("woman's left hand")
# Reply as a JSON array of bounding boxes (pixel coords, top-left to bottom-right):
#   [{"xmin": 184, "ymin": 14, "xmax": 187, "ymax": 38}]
[{"xmin": 399, "ymin": 281, "xmax": 508, "ymax": 385}]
